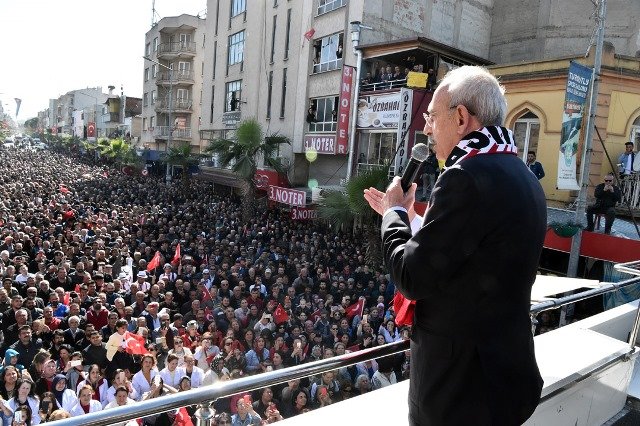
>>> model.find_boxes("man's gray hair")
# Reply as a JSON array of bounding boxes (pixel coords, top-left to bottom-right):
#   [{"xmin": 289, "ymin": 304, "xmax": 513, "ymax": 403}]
[{"xmin": 440, "ymin": 66, "xmax": 507, "ymax": 126}]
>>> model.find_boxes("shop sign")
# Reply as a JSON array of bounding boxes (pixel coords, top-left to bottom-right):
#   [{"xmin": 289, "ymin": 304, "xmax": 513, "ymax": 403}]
[
  {"xmin": 335, "ymin": 65, "xmax": 353, "ymax": 154},
  {"xmin": 290, "ymin": 206, "xmax": 317, "ymax": 221},
  {"xmin": 394, "ymin": 88, "xmax": 413, "ymax": 176},
  {"xmin": 304, "ymin": 135, "xmax": 336, "ymax": 154},
  {"xmin": 268, "ymin": 185, "xmax": 306, "ymax": 206},
  {"xmin": 357, "ymin": 93, "xmax": 400, "ymax": 129}
]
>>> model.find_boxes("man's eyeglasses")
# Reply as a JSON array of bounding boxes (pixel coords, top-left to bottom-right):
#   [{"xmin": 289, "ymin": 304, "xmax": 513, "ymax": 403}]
[
  {"xmin": 423, "ymin": 105, "xmax": 475, "ymax": 126},
  {"xmin": 604, "ymin": 179, "xmax": 613, "ymax": 183}
]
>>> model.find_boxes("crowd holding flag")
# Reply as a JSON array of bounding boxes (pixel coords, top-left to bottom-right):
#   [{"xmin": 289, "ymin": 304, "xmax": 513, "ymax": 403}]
[
  {"xmin": 146, "ymin": 251, "xmax": 162, "ymax": 272},
  {"xmin": 345, "ymin": 297, "xmax": 365, "ymax": 320}
]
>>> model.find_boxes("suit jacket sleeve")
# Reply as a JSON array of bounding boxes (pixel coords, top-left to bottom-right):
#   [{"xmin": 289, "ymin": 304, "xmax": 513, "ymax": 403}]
[{"xmin": 382, "ymin": 167, "xmax": 480, "ymax": 301}]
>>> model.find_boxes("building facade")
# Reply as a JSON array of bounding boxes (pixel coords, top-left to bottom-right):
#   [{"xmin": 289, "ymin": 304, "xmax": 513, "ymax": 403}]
[{"xmin": 141, "ymin": 14, "xmax": 206, "ymax": 157}]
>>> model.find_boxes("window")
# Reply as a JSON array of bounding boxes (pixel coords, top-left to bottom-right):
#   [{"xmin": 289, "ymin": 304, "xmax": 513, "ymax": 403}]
[
  {"xmin": 270, "ymin": 15, "xmax": 277, "ymax": 63},
  {"xmin": 150, "ymin": 116, "xmax": 155, "ymax": 128},
  {"xmin": 312, "ymin": 33, "xmax": 343, "ymax": 73},
  {"xmin": 513, "ymin": 111, "xmax": 540, "ymax": 161},
  {"xmin": 176, "ymin": 88, "xmax": 189, "ymax": 101},
  {"xmin": 143, "ymin": 117, "xmax": 146, "ymax": 130},
  {"xmin": 274, "ymin": 0, "xmax": 278, "ymax": 6},
  {"xmin": 280, "ymin": 68, "xmax": 287, "ymax": 118},
  {"xmin": 317, "ymin": 0, "xmax": 346, "ymax": 15},
  {"xmin": 179, "ymin": 33, "xmax": 191, "ymax": 47},
  {"xmin": 231, "ymin": 0, "xmax": 246, "ymax": 17},
  {"xmin": 308, "ymin": 96, "xmax": 338, "ymax": 132},
  {"xmin": 144, "ymin": 68, "xmax": 149, "ymax": 82},
  {"xmin": 143, "ymin": 93, "xmax": 148, "ymax": 107},
  {"xmin": 151, "ymin": 90, "xmax": 156, "ymax": 105},
  {"xmin": 215, "ymin": 0, "xmax": 220, "ymax": 35},
  {"xmin": 203, "ymin": 34, "xmax": 206, "ymax": 48},
  {"xmin": 145, "ymin": 43, "xmax": 151, "ymax": 56},
  {"xmin": 210, "ymin": 86, "xmax": 215, "ymax": 124},
  {"xmin": 357, "ymin": 132, "xmax": 396, "ymax": 166},
  {"xmin": 266, "ymin": 71, "xmax": 273, "ymax": 119},
  {"xmin": 201, "ymin": 61, "xmax": 204, "ymax": 76},
  {"xmin": 153, "ymin": 37, "xmax": 158, "ymax": 52},
  {"xmin": 152, "ymin": 64, "xmax": 157, "ymax": 78},
  {"xmin": 178, "ymin": 62, "xmax": 191, "ymax": 79},
  {"xmin": 225, "ymin": 80, "xmax": 242, "ymax": 112},
  {"xmin": 228, "ymin": 31, "xmax": 245, "ymax": 66},
  {"xmin": 631, "ymin": 116, "xmax": 640, "ymax": 149},
  {"xmin": 284, "ymin": 9, "xmax": 292, "ymax": 59}
]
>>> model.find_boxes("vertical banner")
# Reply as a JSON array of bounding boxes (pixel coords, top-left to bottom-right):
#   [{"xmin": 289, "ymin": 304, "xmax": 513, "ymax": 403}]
[
  {"xmin": 87, "ymin": 122, "xmax": 96, "ymax": 140},
  {"xmin": 336, "ymin": 65, "xmax": 354, "ymax": 155},
  {"xmin": 557, "ymin": 61, "xmax": 592, "ymax": 190},
  {"xmin": 395, "ymin": 88, "xmax": 413, "ymax": 176}
]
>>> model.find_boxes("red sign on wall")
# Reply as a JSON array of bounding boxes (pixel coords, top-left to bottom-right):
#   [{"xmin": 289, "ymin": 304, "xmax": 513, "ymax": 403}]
[
  {"xmin": 254, "ymin": 169, "xmax": 286, "ymax": 190},
  {"xmin": 304, "ymin": 135, "xmax": 336, "ymax": 154},
  {"xmin": 268, "ymin": 186, "xmax": 306, "ymax": 206},
  {"xmin": 290, "ymin": 206, "xmax": 318, "ymax": 221},
  {"xmin": 87, "ymin": 122, "xmax": 96, "ymax": 138},
  {"xmin": 336, "ymin": 65, "xmax": 354, "ymax": 155}
]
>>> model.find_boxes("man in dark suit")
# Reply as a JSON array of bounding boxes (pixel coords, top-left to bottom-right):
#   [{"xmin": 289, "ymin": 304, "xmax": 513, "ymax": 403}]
[
  {"xmin": 365, "ymin": 66, "xmax": 546, "ymax": 425},
  {"xmin": 63, "ymin": 315, "xmax": 86, "ymax": 351}
]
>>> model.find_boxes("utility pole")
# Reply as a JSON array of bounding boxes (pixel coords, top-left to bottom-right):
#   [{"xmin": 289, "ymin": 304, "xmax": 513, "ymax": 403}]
[{"xmin": 567, "ymin": 0, "xmax": 607, "ymax": 278}]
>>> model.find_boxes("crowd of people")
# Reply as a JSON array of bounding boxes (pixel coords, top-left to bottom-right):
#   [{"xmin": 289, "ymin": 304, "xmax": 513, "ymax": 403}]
[{"xmin": 0, "ymin": 146, "xmax": 410, "ymax": 425}]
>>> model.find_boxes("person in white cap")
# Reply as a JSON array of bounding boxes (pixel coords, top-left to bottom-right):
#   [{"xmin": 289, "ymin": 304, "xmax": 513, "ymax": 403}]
[{"xmin": 136, "ymin": 270, "xmax": 151, "ymax": 292}]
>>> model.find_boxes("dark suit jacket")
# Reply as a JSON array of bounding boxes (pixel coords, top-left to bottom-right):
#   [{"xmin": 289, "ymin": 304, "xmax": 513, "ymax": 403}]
[
  {"xmin": 63, "ymin": 328, "xmax": 86, "ymax": 351},
  {"xmin": 382, "ymin": 154, "xmax": 546, "ymax": 425}
]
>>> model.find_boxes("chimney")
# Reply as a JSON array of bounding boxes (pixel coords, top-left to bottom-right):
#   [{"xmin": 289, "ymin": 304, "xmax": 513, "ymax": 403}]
[{"xmin": 108, "ymin": 85, "xmax": 115, "ymax": 95}]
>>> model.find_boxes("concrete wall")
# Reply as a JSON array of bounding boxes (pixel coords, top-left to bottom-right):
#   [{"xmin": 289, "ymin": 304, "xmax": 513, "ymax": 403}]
[{"xmin": 490, "ymin": 0, "xmax": 640, "ymax": 63}]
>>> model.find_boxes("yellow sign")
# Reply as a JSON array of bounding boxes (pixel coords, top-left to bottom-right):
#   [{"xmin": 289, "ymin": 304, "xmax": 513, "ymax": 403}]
[{"xmin": 406, "ymin": 71, "xmax": 428, "ymax": 88}]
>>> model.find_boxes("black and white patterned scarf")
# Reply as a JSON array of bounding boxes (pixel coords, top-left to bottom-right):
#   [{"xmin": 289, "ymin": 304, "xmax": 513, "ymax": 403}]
[{"xmin": 442, "ymin": 126, "xmax": 518, "ymax": 171}]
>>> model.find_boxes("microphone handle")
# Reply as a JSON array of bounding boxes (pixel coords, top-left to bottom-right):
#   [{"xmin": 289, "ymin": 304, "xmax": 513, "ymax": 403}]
[{"xmin": 400, "ymin": 158, "xmax": 422, "ymax": 192}]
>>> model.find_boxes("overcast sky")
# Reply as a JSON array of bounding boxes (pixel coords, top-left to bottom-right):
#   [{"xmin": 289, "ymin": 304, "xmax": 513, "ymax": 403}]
[{"xmin": 0, "ymin": 0, "xmax": 207, "ymax": 121}]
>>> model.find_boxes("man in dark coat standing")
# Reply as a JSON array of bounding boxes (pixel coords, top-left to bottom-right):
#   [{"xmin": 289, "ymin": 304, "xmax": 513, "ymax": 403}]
[{"xmin": 365, "ymin": 66, "xmax": 546, "ymax": 425}]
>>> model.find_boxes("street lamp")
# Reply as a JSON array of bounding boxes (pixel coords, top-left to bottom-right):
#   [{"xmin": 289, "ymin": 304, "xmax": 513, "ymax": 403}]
[
  {"xmin": 346, "ymin": 21, "xmax": 372, "ymax": 181},
  {"xmin": 143, "ymin": 55, "xmax": 173, "ymax": 183}
]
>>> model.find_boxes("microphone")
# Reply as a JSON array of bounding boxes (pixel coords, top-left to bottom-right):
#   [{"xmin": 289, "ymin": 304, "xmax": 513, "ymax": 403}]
[{"xmin": 400, "ymin": 143, "xmax": 430, "ymax": 192}]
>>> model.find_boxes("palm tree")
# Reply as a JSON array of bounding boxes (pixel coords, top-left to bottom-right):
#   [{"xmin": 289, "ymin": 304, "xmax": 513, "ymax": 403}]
[
  {"xmin": 162, "ymin": 143, "xmax": 206, "ymax": 185},
  {"xmin": 99, "ymin": 137, "xmax": 138, "ymax": 166},
  {"xmin": 206, "ymin": 119, "xmax": 290, "ymax": 222},
  {"xmin": 317, "ymin": 166, "xmax": 390, "ymax": 266}
]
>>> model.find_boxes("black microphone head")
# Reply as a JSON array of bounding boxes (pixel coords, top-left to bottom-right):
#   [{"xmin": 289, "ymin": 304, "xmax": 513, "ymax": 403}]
[{"xmin": 411, "ymin": 143, "xmax": 429, "ymax": 162}]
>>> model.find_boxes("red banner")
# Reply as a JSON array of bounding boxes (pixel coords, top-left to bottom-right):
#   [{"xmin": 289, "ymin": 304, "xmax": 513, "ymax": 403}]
[
  {"xmin": 268, "ymin": 185, "xmax": 306, "ymax": 207},
  {"xmin": 290, "ymin": 206, "xmax": 317, "ymax": 221},
  {"xmin": 336, "ymin": 65, "xmax": 354, "ymax": 155},
  {"xmin": 87, "ymin": 122, "xmax": 96, "ymax": 138},
  {"xmin": 254, "ymin": 169, "xmax": 286, "ymax": 190}
]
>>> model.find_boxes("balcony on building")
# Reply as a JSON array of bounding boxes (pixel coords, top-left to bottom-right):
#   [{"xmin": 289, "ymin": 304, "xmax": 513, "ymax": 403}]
[
  {"xmin": 155, "ymin": 98, "xmax": 193, "ymax": 113},
  {"xmin": 157, "ymin": 41, "xmax": 196, "ymax": 60},
  {"xmin": 156, "ymin": 69, "xmax": 195, "ymax": 86},
  {"xmin": 154, "ymin": 125, "xmax": 192, "ymax": 141}
]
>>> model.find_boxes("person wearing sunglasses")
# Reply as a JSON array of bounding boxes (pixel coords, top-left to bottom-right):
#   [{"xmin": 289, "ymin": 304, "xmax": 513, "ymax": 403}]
[{"xmin": 586, "ymin": 173, "xmax": 621, "ymax": 234}]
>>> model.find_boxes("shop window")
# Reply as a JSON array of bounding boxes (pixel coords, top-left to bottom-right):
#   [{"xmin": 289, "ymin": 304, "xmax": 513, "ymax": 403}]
[
  {"xmin": 513, "ymin": 111, "xmax": 540, "ymax": 161},
  {"xmin": 312, "ymin": 33, "xmax": 343, "ymax": 74},
  {"xmin": 307, "ymin": 96, "xmax": 338, "ymax": 132},
  {"xmin": 357, "ymin": 132, "xmax": 396, "ymax": 169}
]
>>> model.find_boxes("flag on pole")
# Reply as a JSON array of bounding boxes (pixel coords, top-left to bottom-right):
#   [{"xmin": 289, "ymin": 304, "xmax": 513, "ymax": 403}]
[
  {"xmin": 14, "ymin": 98, "xmax": 21, "ymax": 117},
  {"xmin": 174, "ymin": 407, "xmax": 194, "ymax": 426},
  {"xmin": 345, "ymin": 298, "xmax": 365, "ymax": 320},
  {"xmin": 171, "ymin": 243, "xmax": 181, "ymax": 266},
  {"xmin": 124, "ymin": 331, "xmax": 147, "ymax": 355},
  {"xmin": 146, "ymin": 251, "xmax": 162, "ymax": 272},
  {"xmin": 274, "ymin": 304, "xmax": 289, "ymax": 325},
  {"xmin": 304, "ymin": 28, "xmax": 315, "ymax": 40}
]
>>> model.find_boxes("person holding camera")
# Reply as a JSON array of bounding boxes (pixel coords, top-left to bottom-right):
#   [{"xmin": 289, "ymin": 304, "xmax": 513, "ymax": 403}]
[{"xmin": 586, "ymin": 173, "xmax": 621, "ymax": 234}]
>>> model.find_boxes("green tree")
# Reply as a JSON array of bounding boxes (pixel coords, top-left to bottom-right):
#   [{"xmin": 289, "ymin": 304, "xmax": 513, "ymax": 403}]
[
  {"xmin": 317, "ymin": 166, "xmax": 390, "ymax": 266},
  {"xmin": 206, "ymin": 119, "xmax": 290, "ymax": 222},
  {"xmin": 23, "ymin": 117, "xmax": 38, "ymax": 131},
  {"xmin": 99, "ymin": 137, "xmax": 138, "ymax": 166},
  {"xmin": 162, "ymin": 143, "xmax": 206, "ymax": 185}
]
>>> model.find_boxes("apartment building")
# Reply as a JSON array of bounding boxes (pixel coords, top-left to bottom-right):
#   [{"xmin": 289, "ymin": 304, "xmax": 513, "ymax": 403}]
[
  {"xmin": 141, "ymin": 14, "xmax": 206, "ymax": 156},
  {"xmin": 48, "ymin": 87, "xmax": 109, "ymax": 138}
]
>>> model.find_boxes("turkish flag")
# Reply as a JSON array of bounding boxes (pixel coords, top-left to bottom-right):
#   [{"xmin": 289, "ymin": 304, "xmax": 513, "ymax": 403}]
[
  {"xmin": 273, "ymin": 304, "xmax": 289, "ymax": 325},
  {"xmin": 124, "ymin": 331, "xmax": 147, "ymax": 355},
  {"xmin": 204, "ymin": 307, "xmax": 215, "ymax": 322},
  {"xmin": 345, "ymin": 298, "xmax": 365, "ymax": 320},
  {"xmin": 174, "ymin": 407, "xmax": 193, "ymax": 426},
  {"xmin": 304, "ymin": 28, "xmax": 315, "ymax": 40},
  {"xmin": 201, "ymin": 288, "xmax": 212, "ymax": 304},
  {"xmin": 59, "ymin": 185, "xmax": 69, "ymax": 194},
  {"xmin": 346, "ymin": 343, "xmax": 361, "ymax": 353},
  {"xmin": 171, "ymin": 243, "xmax": 181, "ymax": 266},
  {"xmin": 309, "ymin": 309, "xmax": 321, "ymax": 322},
  {"xmin": 63, "ymin": 292, "xmax": 71, "ymax": 306},
  {"xmin": 146, "ymin": 251, "xmax": 161, "ymax": 272},
  {"xmin": 393, "ymin": 292, "xmax": 415, "ymax": 326},
  {"xmin": 87, "ymin": 122, "xmax": 96, "ymax": 138}
]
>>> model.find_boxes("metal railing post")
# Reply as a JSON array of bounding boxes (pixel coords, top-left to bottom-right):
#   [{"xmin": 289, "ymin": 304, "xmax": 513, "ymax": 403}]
[{"xmin": 194, "ymin": 401, "xmax": 216, "ymax": 426}]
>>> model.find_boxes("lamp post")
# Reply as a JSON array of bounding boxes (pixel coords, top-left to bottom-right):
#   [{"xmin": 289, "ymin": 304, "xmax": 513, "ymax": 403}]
[
  {"xmin": 346, "ymin": 21, "xmax": 372, "ymax": 181},
  {"xmin": 143, "ymin": 56, "xmax": 173, "ymax": 183}
]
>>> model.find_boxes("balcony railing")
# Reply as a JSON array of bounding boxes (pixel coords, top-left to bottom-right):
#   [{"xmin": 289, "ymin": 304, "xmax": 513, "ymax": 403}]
[
  {"xmin": 45, "ymin": 270, "xmax": 640, "ymax": 426},
  {"xmin": 200, "ymin": 128, "xmax": 233, "ymax": 141},
  {"xmin": 157, "ymin": 41, "xmax": 196, "ymax": 56},
  {"xmin": 620, "ymin": 174, "xmax": 640, "ymax": 210},
  {"xmin": 153, "ymin": 126, "xmax": 192, "ymax": 139},
  {"xmin": 155, "ymin": 98, "xmax": 193, "ymax": 111},
  {"xmin": 360, "ymin": 78, "xmax": 408, "ymax": 92},
  {"xmin": 156, "ymin": 70, "xmax": 195, "ymax": 84}
]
